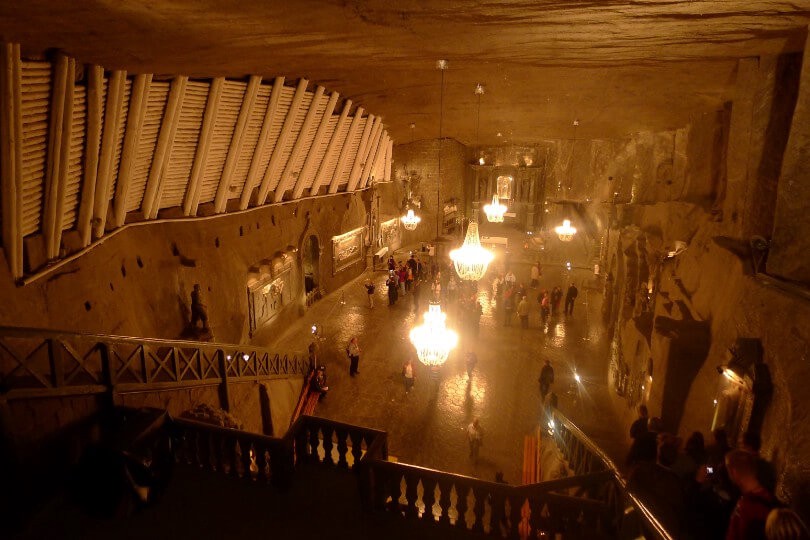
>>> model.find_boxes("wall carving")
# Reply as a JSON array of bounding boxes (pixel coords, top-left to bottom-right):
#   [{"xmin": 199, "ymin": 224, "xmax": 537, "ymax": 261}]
[
  {"xmin": 379, "ymin": 218, "xmax": 400, "ymax": 249},
  {"xmin": 332, "ymin": 227, "xmax": 365, "ymax": 274},
  {"xmin": 247, "ymin": 257, "xmax": 293, "ymax": 336}
]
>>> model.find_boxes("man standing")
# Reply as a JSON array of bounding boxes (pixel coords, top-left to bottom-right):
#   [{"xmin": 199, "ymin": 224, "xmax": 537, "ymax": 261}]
[
  {"xmin": 725, "ymin": 449, "xmax": 778, "ymax": 540},
  {"xmin": 565, "ymin": 283, "xmax": 579, "ymax": 316},
  {"xmin": 363, "ymin": 279, "xmax": 375, "ymax": 308},
  {"xmin": 517, "ymin": 295, "xmax": 530, "ymax": 328},
  {"xmin": 630, "ymin": 405, "xmax": 649, "ymax": 441},
  {"xmin": 539, "ymin": 360, "xmax": 554, "ymax": 400},
  {"xmin": 346, "ymin": 337, "xmax": 361, "ymax": 377},
  {"xmin": 467, "ymin": 418, "xmax": 483, "ymax": 461}
]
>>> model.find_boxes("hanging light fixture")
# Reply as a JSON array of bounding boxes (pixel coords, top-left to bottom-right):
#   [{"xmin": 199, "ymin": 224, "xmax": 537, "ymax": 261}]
[
  {"xmin": 450, "ymin": 220, "xmax": 494, "ymax": 281},
  {"xmin": 401, "ymin": 208, "xmax": 421, "ymax": 230},
  {"xmin": 475, "ymin": 83, "xmax": 485, "ymax": 165},
  {"xmin": 409, "ymin": 302, "xmax": 458, "ymax": 367},
  {"xmin": 435, "ymin": 59, "xmax": 448, "ymax": 238},
  {"xmin": 555, "ymin": 219, "xmax": 577, "ymax": 242},
  {"xmin": 483, "ymin": 193, "xmax": 507, "ymax": 223}
]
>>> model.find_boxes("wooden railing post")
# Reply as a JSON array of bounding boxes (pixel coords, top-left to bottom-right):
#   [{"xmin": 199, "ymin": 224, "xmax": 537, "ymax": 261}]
[{"xmin": 219, "ymin": 349, "xmax": 231, "ymax": 412}]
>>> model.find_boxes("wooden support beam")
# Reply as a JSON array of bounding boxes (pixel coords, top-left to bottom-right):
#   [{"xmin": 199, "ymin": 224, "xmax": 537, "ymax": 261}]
[
  {"xmin": 384, "ymin": 137, "xmax": 393, "ymax": 182},
  {"xmin": 364, "ymin": 132, "xmax": 388, "ymax": 188},
  {"xmin": 328, "ymin": 107, "xmax": 363, "ymax": 194},
  {"xmin": 293, "ymin": 91, "xmax": 338, "ymax": 199},
  {"xmin": 43, "ymin": 54, "xmax": 75, "ymax": 259},
  {"xmin": 142, "ymin": 76, "xmax": 187, "ymax": 219},
  {"xmin": 92, "ymin": 70, "xmax": 126, "ymax": 240},
  {"xmin": 112, "ymin": 73, "xmax": 152, "ymax": 227},
  {"xmin": 215, "ymin": 75, "xmax": 261, "ymax": 213},
  {"xmin": 240, "ymin": 77, "xmax": 284, "ymax": 210},
  {"xmin": 274, "ymin": 85, "xmax": 325, "ymax": 202},
  {"xmin": 76, "ymin": 65, "xmax": 104, "ymax": 247},
  {"xmin": 357, "ymin": 121, "xmax": 384, "ymax": 189},
  {"xmin": 256, "ymin": 78, "xmax": 308, "ymax": 205},
  {"xmin": 345, "ymin": 114, "xmax": 378, "ymax": 192},
  {"xmin": 184, "ymin": 77, "xmax": 223, "ymax": 216},
  {"xmin": 310, "ymin": 98, "xmax": 350, "ymax": 197},
  {"xmin": 0, "ymin": 42, "xmax": 24, "ymax": 279}
]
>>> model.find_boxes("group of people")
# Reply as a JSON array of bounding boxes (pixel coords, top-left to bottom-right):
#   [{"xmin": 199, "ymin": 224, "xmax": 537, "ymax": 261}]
[
  {"xmin": 625, "ymin": 405, "xmax": 807, "ymax": 539},
  {"xmin": 491, "ymin": 267, "xmax": 579, "ymax": 329}
]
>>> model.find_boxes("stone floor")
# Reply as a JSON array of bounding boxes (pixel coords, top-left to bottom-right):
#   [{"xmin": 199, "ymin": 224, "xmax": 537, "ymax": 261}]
[{"xmin": 260, "ymin": 224, "xmax": 629, "ymax": 485}]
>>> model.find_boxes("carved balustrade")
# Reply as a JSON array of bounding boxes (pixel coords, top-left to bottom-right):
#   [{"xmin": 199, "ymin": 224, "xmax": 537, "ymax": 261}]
[
  {"xmin": 0, "ymin": 325, "xmax": 309, "ymax": 399},
  {"xmin": 289, "ymin": 414, "xmax": 387, "ymax": 469}
]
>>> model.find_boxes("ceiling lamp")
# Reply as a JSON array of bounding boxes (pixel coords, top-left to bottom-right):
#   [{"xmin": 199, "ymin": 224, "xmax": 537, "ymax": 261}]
[
  {"xmin": 435, "ymin": 59, "xmax": 448, "ymax": 238},
  {"xmin": 474, "ymin": 83, "xmax": 485, "ymax": 166},
  {"xmin": 483, "ymin": 194, "xmax": 507, "ymax": 223},
  {"xmin": 450, "ymin": 221, "xmax": 494, "ymax": 281},
  {"xmin": 409, "ymin": 302, "xmax": 458, "ymax": 367},
  {"xmin": 401, "ymin": 208, "xmax": 421, "ymax": 231},
  {"xmin": 555, "ymin": 219, "xmax": 577, "ymax": 242}
]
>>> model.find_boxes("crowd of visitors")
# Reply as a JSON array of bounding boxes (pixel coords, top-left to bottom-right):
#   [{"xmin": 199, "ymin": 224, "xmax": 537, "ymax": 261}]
[{"xmin": 624, "ymin": 405, "xmax": 807, "ymax": 540}]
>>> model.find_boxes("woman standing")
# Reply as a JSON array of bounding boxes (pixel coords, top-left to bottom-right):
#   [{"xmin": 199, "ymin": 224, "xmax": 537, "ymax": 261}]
[
  {"xmin": 346, "ymin": 337, "xmax": 361, "ymax": 377},
  {"xmin": 402, "ymin": 359, "xmax": 415, "ymax": 394}
]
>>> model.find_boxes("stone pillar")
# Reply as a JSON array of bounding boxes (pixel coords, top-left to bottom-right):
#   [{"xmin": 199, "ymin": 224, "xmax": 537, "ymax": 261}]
[{"xmin": 769, "ymin": 30, "xmax": 810, "ymax": 283}]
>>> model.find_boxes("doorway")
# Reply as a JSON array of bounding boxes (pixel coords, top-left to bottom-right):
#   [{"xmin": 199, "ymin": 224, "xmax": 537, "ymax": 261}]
[{"xmin": 303, "ymin": 235, "xmax": 320, "ymax": 294}]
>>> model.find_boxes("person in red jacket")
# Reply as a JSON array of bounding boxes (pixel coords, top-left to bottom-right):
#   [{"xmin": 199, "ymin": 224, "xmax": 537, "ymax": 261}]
[{"xmin": 725, "ymin": 449, "xmax": 779, "ymax": 540}]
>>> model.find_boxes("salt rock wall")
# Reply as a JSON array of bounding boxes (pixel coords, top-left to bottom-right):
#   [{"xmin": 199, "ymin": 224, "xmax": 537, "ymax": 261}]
[{"xmin": 0, "ymin": 191, "xmax": 370, "ymax": 343}]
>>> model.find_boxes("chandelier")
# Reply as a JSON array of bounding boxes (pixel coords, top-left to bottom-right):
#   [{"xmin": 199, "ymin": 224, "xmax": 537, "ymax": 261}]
[
  {"xmin": 409, "ymin": 302, "xmax": 458, "ymax": 367},
  {"xmin": 554, "ymin": 219, "xmax": 577, "ymax": 242},
  {"xmin": 450, "ymin": 221, "xmax": 494, "ymax": 281},
  {"xmin": 401, "ymin": 208, "xmax": 421, "ymax": 231},
  {"xmin": 483, "ymin": 194, "xmax": 507, "ymax": 223}
]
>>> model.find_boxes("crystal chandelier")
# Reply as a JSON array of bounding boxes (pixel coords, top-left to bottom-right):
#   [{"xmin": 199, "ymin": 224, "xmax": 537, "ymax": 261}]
[
  {"xmin": 450, "ymin": 221, "xmax": 494, "ymax": 281},
  {"xmin": 483, "ymin": 194, "xmax": 507, "ymax": 223},
  {"xmin": 555, "ymin": 219, "xmax": 577, "ymax": 242},
  {"xmin": 401, "ymin": 208, "xmax": 421, "ymax": 231},
  {"xmin": 409, "ymin": 302, "xmax": 458, "ymax": 367}
]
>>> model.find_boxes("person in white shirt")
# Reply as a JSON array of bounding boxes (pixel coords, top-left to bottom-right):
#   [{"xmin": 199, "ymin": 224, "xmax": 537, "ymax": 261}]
[
  {"xmin": 467, "ymin": 418, "xmax": 483, "ymax": 460},
  {"xmin": 346, "ymin": 337, "xmax": 361, "ymax": 376}
]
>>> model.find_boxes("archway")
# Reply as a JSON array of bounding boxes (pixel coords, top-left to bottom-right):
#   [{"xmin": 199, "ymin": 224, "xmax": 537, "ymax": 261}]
[{"xmin": 303, "ymin": 235, "xmax": 320, "ymax": 294}]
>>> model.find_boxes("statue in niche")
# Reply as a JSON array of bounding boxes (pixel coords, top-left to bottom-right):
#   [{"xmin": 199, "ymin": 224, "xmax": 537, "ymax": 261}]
[
  {"xmin": 183, "ymin": 283, "xmax": 213, "ymax": 340},
  {"xmin": 401, "ymin": 169, "xmax": 423, "ymax": 210}
]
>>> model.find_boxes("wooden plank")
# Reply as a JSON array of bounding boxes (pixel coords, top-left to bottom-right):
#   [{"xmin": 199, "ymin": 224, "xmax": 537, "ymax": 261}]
[
  {"xmin": 183, "ymin": 77, "xmax": 223, "ymax": 216},
  {"xmin": 112, "ymin": 73, "xmax": 152, "ymax": 227},
  {"xmin": 76, "ymin": 65, "xmax": 104, "ymax": 246},
  {"xmin": 357, "ymin": 122, "xmax": 384, "ymax": 189},
  {"xmin": 384, "ymin": 137, "xmax": 393, "ymax": 182},
  {"xmin": 215, "ymin": 75, "xmax": 261, "ymax": 213},
  {"xmin": 0, "ymin": 43, "xmax": 23, "ymax": 279},
  {"xmin": 310, "ymin": 98, "xmax": 350, "ymax": 196},
  {"xmin": 142, "ymin": 75, "xmax": 187, "ymax": 219},
  {"xmin": 239, "ymin": 77, "xmax": 285, "ymax": 209},
  {"xmin": 43, "ymin": 55, "xmax": 74, "ymax": 259},
  {"xmin": 365, "ymin": 132, "xmax": 388, "ymax": 188},
  {"xmin": 273, "ymin": 85, "xmax": 325, "ymax": 202},
  {"xmin": 328, "ymin": 107, "xmax": 363, "ymax": 194},
  {"xmin": 345, "ymin": 114, "xmax": 378, "ymax": 192},
  {"xmin": 255, "ymin": 78, "xmax": 308, "ymax": 205},
  {"xmin": 92, "ymin": 70, "xmax": 126, "ymax": 240},
  {"xmin": 293, "ymin": 91, "xmax": 338, "ymax": 199}
]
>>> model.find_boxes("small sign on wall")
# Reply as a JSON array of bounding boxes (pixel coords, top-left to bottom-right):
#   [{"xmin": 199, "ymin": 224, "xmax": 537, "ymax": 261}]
[{"xmin": 332, "ymin": 227, "xmax": 365, "ymax": 275}]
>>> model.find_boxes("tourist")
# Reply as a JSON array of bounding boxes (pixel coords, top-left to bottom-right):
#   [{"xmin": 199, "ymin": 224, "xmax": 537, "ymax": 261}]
[
  {"xmin": 725, "ymin": 449, "xmax": 779, "ymax": 540},
  {"xmin": 466, "ymin": 351, "xmax": 478, "ymax": 378},
  {"xmin": 539, "ymin": 359, "xmax": 554, "ymax": 400},
  {"xmin": 551, "ymin": 286, "xmax": 563, "ymax": 316},
  {"xmin": 346, "ymin": 337, "xmax": 361, "ymax": 377},
  {"xmin": 402, "ymin": 359, "xmax": 415, "ymax": 394},
  {"xmin": 627, "ymin": 416, "xmax": 662, "ymax": 466},
  {"xmin": 503, "ymin": 285, "xmax": 516, "ymax": 326},
  {"xmin": 530, "ymin": 262, "xmax": 541, "ymax": 288},
  {"xmin": 766, "ymin": 509, "xmax": 810, "ymax": 540},
  {"xmin": 431, "ymin": 278, "xmax": 441, "ymax": 302},
  {"xmin": 630, "ymin": 405, "xmax": 650, "ymax": 440},
  {"xmin": 397, "ymin": 262, "xmax": 407, "ymax": 295},
  {"xmin": 505, "ymin": 269, "xmax": 516, "ymax": 285},
  {"xmin": 363, "ymin": 278, "xmax": 375, "ymax": 308},
  {"xmin": 492, "ymin": 274, "xmax": 503, "ymax": 299},
  {"xmin": 310, "ymin": 365, "xmax": 329, "ymax": 399},
  {"xmin": 627, "ymin": 435, "xmax": 686, "ymax": 535},
  {"xmin": 565, "ymin": 283, "xmax": 578, "ymax": 315},
  {"xmin": 742, "ymin": 431, "xmax": 778, "ymax": 495},
  {"xmin": 538, "ymin": 290, "xmax": 550, "ymax": 325},
  {"xmin": 467, "ymin": 418, "xmax": 483, "ymax": 461},
  {"xmin": 387, "ymin": 255, "xmax": 395, "ymax": 271},
  {"xmin": 517, "ymin": 295, "xmax": 530, "ymax": 328},
  {"xmin": 387, "ymin": 272, "xmax": 398, "ymax": 305}
]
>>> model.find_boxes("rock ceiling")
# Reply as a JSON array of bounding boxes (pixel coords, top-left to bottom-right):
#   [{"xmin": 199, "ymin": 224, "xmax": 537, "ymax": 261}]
[{"xmin": 2, "ymin": 0, "xmax": 809, "ymax": 144}]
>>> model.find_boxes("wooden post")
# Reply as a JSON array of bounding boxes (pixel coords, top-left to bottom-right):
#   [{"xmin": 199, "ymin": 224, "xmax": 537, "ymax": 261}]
[
  {"xmin": 76, "ymin": 65, "xmax": 104, "ymax": 247},
  {"xmin": 215, "ymin": 75, "xmax": 261, "ymax": 213},
  {"xmin": 219, "ymin": 350, "xmax": 231, "ymax": 412},
  {"xmin": 184, "ymin": 77, "xmax": 223, "ymax": 216},
  {"xmin": 328, "ymin": 108, "xmax": 364, "ymax": 194},
  {"xmin": 384, "ymin": 137, "xmax": 393, "ymax": 182},
  {"xmin": 92, "ymin": 70, "xmax": 126, "ymax": 240},
  {"xmin": 362, "ymin": 131, "xmax": 387, "ymax": 189},
  {"xmin": 256, "ymin": 78, "xmax": 308, "ymax": 205},
  {"xmin": 0, "ymin": 43, "xmax": 23, "ymax": 279},
  {"xmin": 274, "ymin": 85, "xmax": 325, "ymax": 202},
  {"xmin": 142, "ymin": 75, "xmax": 187, "ymax": 219},
  {"xmin": 239, "ymin": 77, "xmax": 284, "ymax": 210},
  {"xmin": 310, "ymin": 98, "xmax": 351, "ymax": 196},
  {"xmin": 356, "ymin": 122, "xmax": 384, "ymax": 190},
  {"xmin": 112, "ymin": 73, "xmax": 152, "ymax": 227},
  {"xmin": 345, "ymin": 114, "xmax": 377, "ymax": 192},
  {"xmin": 292, "ymin": 90, "xmax": 338, "ymax": 199}
]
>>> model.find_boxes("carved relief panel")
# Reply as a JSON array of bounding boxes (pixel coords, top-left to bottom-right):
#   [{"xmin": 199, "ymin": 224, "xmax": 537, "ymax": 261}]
[
  {"xmin": 247, "ymin": 257, "xmax": 293, "ymax": 336},
  {"xmin": 332, "ymin": 227, "xmax": 365, "ymax": 274}
]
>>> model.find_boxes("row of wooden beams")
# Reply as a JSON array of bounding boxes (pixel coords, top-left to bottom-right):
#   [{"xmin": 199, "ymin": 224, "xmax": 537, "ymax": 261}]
[
  {"xmin": 113, "ymin": 73, "xmax": 152, "ymax": 227},
  {"xmin": 183, "ymin": 77, "xmax": 223, "ymax": 216},
  {"xmin": 364, "ymin": 132, "xmax": 388, "ymax": 188},
  {"xmin": 143, "ymin": 76, "xmax": 187, "ymax": 219},
  {"xmin": 275, "ymin": 85, "xmax": 326, "ymax": 202},
  {"xmin": 92, "ymin": 70, "xmax": 126, "ymax": 240},
  {"xmin": 215, "ymin": 75, "xmax": 261, "ymax": 213},
  {"xmin": 383, "ymin": 137, "xmax": 393, "ymax": 182},
  {"xmin": 76, "ymin": 65, "xmax": 104, "ymax": 246},
  {"xmin": 310, "ymin": 99, "xmax": 351, "ymax": 196},
  {"xmin": 357, "ymin": 120, "xmax": 384, "ymax": 189},
  {"xmin": 0, "ymin": 43, "xmax": 23, "ymax": 279},
  {"xmin": 345, "ymin": 114, "xmax": 377, "ymax": 193},
  {"xmin": 294, "ymin": 91, "xmax": 339, "ymax": 199},
  {"xmin": 239, "ymin": 76, "xmax": 284, "ymax": 210},
  {"xmin": 43, "ymin": 54, "xmax": 75, "ymax": 259},
  {"xmin": 329, "ymin": 108, "xmax": 364, "ymax": 194},
  {"xmin": 257, "ymin": 78, "xmax": 308, "ymax": 205}
]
